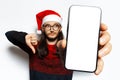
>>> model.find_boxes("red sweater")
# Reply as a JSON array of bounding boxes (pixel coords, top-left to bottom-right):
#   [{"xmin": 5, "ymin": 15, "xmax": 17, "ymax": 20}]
[{"xmin": 30, "ymin": 44, "xmax": 72, "ymax": 75}]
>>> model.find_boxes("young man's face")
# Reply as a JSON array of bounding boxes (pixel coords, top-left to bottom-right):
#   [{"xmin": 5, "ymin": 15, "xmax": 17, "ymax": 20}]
[{"xmin": 42, "ymin": 21, "xmax": 62, "ymax": 41}]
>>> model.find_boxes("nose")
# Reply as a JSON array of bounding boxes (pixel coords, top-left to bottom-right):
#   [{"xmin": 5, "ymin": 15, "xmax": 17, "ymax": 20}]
[{"xmin": 50, "ymin": 27, "xmax": 54, "ymax": 31}]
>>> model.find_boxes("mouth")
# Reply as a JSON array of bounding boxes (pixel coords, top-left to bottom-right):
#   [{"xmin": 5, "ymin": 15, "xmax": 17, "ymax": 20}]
[
  {"xmin": 44, "ymin": 31, "xmax": 60, "ymax": 42},
  {"xmin": 46, "ymin": 32, "xmax": 58, "ymax": 42},
  {"xmin": 48, "ymin": 32, "xmax": 56, "ymax": 36}
]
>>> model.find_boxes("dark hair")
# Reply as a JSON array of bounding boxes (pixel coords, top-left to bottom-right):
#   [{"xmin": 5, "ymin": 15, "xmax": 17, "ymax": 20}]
[{"xmin": 36, "ymin": 31, "xmax": 65, "ymax": 63}]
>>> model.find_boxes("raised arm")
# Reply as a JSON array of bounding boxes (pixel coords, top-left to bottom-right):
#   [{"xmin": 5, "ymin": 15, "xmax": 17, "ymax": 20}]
[{"xmin": 5, "ymin": 30, "xmax": 33, "ymax": 54}]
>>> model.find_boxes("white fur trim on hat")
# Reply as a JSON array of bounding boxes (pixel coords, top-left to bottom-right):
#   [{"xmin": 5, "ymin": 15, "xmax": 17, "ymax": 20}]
[
  {"xmin": 42, "ymin": 15, "xmax": 62, "ymax": 25},
  {"xmin": 37, "ymin": 30, "xmax": 42, "ymax": 34}
]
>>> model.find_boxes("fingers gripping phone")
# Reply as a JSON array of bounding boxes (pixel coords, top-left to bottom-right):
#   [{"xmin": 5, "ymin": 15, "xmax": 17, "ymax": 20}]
[{"xmin": 65, "ymin": 5, "xmax": 101, "ymax": 72}]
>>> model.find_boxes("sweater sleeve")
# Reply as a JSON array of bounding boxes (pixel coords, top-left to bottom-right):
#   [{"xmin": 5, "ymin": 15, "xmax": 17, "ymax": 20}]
[{"xmin": 5, "ymin": 30, "xmax": 33, "ymax": 55}]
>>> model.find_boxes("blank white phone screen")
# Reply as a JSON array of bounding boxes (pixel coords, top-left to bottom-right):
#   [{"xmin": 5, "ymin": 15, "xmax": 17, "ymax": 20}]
[{"xmin": 65, "ymin": 5, "xmax": 101, "ymax": 72}]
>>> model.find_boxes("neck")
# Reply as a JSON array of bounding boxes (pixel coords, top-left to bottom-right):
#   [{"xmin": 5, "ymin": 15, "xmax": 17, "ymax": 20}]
[{"xmin": 46, "ymin": 39, "xmax": 58, "ymax": 45}]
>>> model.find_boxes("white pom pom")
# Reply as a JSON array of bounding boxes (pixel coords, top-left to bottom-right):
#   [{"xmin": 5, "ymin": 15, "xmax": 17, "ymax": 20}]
[{"xmin": 37, "ymin": 30, "xmax": 41, "ymax": 34}]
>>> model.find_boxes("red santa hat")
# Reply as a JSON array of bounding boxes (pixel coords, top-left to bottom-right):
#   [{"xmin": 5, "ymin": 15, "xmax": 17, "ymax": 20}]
[{"xmin": 36, "ymin": 10, "xmax": 62, "ymax": 34}]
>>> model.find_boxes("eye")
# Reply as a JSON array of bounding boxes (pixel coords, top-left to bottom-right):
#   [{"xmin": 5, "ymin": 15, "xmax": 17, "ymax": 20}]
[
  {"xmin": 44, "ymin": 24, "xmax": 51, "ymax": 28},
  {"xmin": 54, "ymin": 24, "xmax": 61, "ymax": 28}
]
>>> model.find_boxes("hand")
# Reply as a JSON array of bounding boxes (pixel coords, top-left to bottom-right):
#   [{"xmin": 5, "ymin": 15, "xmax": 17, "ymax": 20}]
[
  {"xmin": 25, "ymin": 33, "xmax": 38, "ymax": 54},
  {"xmin": 57, "ymin": 23, "xmax": 112, "ymax": 75},
  {"xmin": 95, "ymin": 23, "xmax": 112, "ymax": 75}
]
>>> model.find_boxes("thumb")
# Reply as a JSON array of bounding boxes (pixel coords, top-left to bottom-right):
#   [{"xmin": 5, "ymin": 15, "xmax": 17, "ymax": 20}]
[
  {"xmin": 27, "ymin": 39, "xmax": 36, "ymax": 54},
  {"xmin": 29, "ymin": 44, "xmax": 36, "ymax": 54},
  {"xmin": 95, "ymin": 58, "xmax": 104, "ymax": 75}
]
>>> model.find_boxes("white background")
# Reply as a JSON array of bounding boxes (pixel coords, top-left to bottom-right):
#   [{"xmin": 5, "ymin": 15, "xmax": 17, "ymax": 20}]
[{"xmin": 0, "ymin": 0, "xmax": 119, "ymax": 80}]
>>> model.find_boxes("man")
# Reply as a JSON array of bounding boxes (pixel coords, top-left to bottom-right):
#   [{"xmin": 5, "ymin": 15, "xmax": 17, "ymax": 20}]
[{"xmin": 5, "ymin": 10, "xmax": 112, "ymax": 80}]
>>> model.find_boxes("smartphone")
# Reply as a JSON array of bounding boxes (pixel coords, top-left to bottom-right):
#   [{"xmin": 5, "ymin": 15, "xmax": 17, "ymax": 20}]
[{"xmin": 65, "ymin": 5, "xmax": 101, "ymax": 72}]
